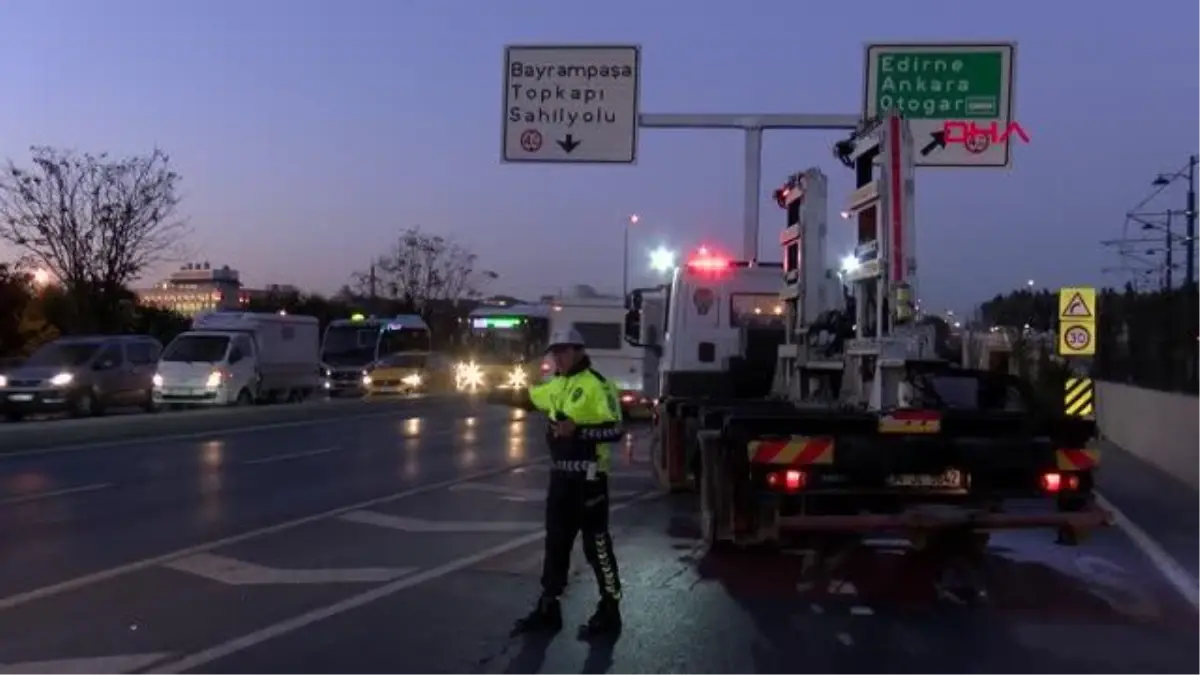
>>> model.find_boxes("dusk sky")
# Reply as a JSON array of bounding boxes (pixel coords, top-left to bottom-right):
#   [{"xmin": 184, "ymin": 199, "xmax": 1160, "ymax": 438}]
[{"xmin": 0, "ymin": 0, "xmax": 1195, "ymax": 313}]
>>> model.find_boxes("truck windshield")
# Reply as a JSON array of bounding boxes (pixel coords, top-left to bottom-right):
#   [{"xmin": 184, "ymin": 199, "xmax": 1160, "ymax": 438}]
[
  {"xmin": 25, "ymin": 342, "xmax": 102, "ymax": 367},
  {"xmin": 162, "ymin": 335, "xmax": 230, "ymax": 363}
]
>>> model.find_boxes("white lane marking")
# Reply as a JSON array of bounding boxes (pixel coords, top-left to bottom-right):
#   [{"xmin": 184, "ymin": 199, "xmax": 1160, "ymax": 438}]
[
  {"xmin": 0, "ymin": 652, "xmax": 171, "ymax": 674},
  {"xmin": 836, "ymin": 632, "xmax": 854, "ymax": 646},
  {"xmin": 1095, "ymin": 492, "xmax": 1198, "ymax": 610},
  {"xmin": 0, "ymin": 399, "xmax": 499, "ymax": 459},
  {"xmin": 163, "ymin": 553, "xmax": 413, "ymax": 585},
  {"xmin": 448, "ymin": 482, "xmax": 546, "ymax": 501},
  {"xmin": 0, "ymin": 483, "xmax": 113, "ymax": 505},
  {"xmin": 850, "ymin": 606, "xmax": 874, "ymax": 616},
  {"xmin": 338, "ymin": 510, "xmax": 540, "ymax": 533},
  {"xmin": 241, "ymin": 448, "xmax": 336, "ymax": 465},
  {"xmin": 145, "ymin": 490, "xmax": 659, "ymax": 674},
  {"xmin": 0, "ymin": 458, "xmax": 547, "ymax": 612}
]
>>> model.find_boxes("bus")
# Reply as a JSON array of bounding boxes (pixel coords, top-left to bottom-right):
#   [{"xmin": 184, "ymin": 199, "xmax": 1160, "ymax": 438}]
[
  {"xmin": 454, "ymin": 304, "xmax": 551, "ymax": 392},
  {"xmin": 320, "ymin": 313, "xmax": 431, "ymax": 395}
]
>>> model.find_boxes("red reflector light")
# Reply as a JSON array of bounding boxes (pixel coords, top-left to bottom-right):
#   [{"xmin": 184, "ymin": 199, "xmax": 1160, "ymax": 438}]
[{"xmin": 767, "ymin": 469, "xmax": 806, "ymax": 492}]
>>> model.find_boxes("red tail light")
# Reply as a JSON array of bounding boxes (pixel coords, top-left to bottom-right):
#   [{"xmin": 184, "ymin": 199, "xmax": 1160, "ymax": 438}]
[
  {"xmin": 1040, "ymin": 472, "xmax": 1081, "ymax": 493},
  {"xmin": 540, "ymin": 361, "xmax": 551, "ymax": 373},
  {"xmin": 767, "ymin": 469, "xmax": 807, "ymax": 492}
]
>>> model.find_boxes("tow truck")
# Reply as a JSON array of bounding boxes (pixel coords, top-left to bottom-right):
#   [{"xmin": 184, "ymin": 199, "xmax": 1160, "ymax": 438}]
[{"xmin": 646, "ymin": 111, "xmax": 1111, "ymax": 598}]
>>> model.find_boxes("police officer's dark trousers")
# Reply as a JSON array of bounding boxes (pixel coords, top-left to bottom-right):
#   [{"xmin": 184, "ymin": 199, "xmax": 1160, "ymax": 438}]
[{"xmin": 541, "ymin": 470, "xmax": 622, "ymax": 603}]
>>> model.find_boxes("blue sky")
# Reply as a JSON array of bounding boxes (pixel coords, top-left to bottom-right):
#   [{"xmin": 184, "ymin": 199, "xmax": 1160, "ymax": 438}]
[{"xmin": 0, "ymin": 0, "xmax": 1195, "ymax": 313}]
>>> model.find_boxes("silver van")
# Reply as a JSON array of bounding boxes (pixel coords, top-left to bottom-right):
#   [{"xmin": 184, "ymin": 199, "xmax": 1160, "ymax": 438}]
[{"xmin": 0, "ymin": 335, "xmax": 162, "ymax": 421}]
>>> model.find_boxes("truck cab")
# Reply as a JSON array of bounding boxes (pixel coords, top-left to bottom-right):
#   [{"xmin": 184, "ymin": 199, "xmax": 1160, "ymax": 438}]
[{"xmin": 657, "ymin": 248, "xmax": 788, "ymax": 400}]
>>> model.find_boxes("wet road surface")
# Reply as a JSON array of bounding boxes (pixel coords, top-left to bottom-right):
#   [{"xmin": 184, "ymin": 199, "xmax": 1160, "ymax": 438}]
[{"xmin": 0, "ymin": 400, "xmax": 1194, "ymax": 673}]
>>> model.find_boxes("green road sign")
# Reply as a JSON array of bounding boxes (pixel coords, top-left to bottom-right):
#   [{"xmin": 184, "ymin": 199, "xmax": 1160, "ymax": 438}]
[{"xmin": 862, "ymin": 42, "xmax": 1017, "ymax": 168}]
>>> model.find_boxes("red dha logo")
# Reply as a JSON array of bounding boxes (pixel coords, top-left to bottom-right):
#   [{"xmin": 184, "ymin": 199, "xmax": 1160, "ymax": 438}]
[{"xmin": 942, "ymin": 121, "xmax": 1030, "ymax": 154}]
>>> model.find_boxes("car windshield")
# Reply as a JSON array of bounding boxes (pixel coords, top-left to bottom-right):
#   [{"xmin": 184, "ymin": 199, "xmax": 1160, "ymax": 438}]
[
  {"xmin": 162, "ymin": 335, "xmax": 230, "ymax": 363},
  {"xmin": 378, "ymin": 327, "xmax": 429, "ymax": 357},
  {"xmin": 24, "ymin": 342, "xmax": 102, "ymax": 367},
  {"xmin": 377, "ymin": 354, "xmax": 427, "ymax": 369},
  {"xmin": 321, "ymin": 326, "xmax": 378, "ymax": 363}
]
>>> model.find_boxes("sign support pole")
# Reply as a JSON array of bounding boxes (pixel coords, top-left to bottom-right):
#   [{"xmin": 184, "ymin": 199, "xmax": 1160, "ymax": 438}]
[{"xmin": 637, "ymin": 114, "xmax": 859, "ymax": 262}]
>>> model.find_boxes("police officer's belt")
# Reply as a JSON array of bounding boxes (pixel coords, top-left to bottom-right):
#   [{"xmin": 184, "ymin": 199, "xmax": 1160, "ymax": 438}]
[{"xmin": 551, "ymin": 460, "xmax": 601, "ymax": 474}]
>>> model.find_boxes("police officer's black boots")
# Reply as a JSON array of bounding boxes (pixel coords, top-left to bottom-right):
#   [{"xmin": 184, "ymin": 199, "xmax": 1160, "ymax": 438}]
[
  {"xmin": 511, "ymin": 595, "xmax": 563, "ymax": 636},
  {"xmin": 577, "ymin": 597, "xmax": 621, "ymax": 640}
]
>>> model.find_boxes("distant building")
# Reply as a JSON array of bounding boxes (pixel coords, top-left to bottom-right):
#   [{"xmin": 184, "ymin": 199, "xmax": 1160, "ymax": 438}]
[{"xmin": 136, "ymin": 262, "xmax": 250, "ymax": 317}]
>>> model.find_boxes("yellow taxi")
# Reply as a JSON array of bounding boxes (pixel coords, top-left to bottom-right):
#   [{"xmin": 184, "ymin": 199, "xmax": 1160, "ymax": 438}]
[{"xmin": 362, "ymin": 353, "xmax": 452, "ymax": 396}]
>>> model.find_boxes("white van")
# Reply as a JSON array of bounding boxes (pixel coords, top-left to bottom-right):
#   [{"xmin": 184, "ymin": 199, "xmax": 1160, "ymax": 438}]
[
  {"xmin": 545, "ymin": 293, "xmax": 648, "ymax": 413},
  {"xmin": 154, "ymin": 311, "xmax": 321, "ymax": 407}
]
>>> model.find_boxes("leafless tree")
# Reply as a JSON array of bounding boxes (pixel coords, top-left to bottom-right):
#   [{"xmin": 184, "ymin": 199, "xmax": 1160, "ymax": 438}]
[
  {"xmin": 352, "ymin": 226, "xmax": 497, "ymax": 307},
  {"xmin": 0, "ymin": 146, "xmax": 188, "ymax": 327}
]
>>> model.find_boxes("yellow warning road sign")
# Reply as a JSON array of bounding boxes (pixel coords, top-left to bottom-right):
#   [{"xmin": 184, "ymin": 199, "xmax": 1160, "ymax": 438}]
[
  {"xmin": 1059, "ymin": 287, "xmax": 1095, "ymax": 319},
  {"xmin": 1059, "ymin": 321, "xmax": 1095, "ymax": 356},
  {"xmin": 1064, "ymin": 377, "xmax": 1095, "ymax": 418}
]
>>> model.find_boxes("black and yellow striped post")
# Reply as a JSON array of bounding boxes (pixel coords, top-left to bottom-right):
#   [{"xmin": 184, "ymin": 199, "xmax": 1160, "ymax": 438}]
[{"xmin": 1064, "ymin": 377, "xmax": 1095, "ymax": 418}]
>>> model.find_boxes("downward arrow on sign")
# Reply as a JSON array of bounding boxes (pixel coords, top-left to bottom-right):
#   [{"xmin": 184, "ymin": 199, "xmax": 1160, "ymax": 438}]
[{"xmin": 557, "ymin": 134, "xmax": 581, "ymax": 153}]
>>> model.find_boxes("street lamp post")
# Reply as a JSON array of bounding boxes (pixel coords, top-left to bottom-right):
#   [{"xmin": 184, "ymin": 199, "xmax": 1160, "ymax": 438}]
[
  {"xmin": 1151, "ymin": 154, "xmax": 1198, "ymax": 288},
  {"xmin": 623, "ymin": 214, "xmax": 638, "ymax": 298}
]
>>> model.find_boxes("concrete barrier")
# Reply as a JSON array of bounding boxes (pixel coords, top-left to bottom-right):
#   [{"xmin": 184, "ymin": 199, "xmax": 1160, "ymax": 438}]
[
  {"xmin": 1096, "ymin": 381, "xmax": 1199, "ymax": 490},
  {"xmin": 0, "ymin": 398, "xmax": 435, "ymax": 454}
]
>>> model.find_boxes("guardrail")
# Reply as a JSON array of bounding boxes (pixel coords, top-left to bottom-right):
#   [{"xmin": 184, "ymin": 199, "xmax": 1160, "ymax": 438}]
[{"xmin": 0, "ymin": 397, "xmax": 435, "ymax": 454}]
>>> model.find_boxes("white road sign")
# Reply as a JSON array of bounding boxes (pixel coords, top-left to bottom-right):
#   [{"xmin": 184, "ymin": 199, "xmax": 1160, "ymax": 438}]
[
  {"xmin": 502, "ymin": 44, "xmax": 641, "ymax": 164},
  {"xmin": 863, "ymin": 42, "xmax": 1016, "ymax": 168}
]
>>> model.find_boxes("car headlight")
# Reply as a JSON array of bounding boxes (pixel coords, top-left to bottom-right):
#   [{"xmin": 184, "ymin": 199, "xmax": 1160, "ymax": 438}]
[
  {"xmin": 0, "ymin": 375, "xmax": 7, "ymax": 388},
  {"xmin": 49, "ymin": 372, "xmax": 73, "ymax": 386},
  {"xmin": 205, "ymin": 371, "xmax": 222, "ymax": 388},
  {"xmin": 152, "ymin": 373, "xmax": 163, "ymax": 388},
  {"xmin": 402, "ymin": 373, "xmax": 422, "ymax": 387},
  {"xmin": 508, "ymin": 368, "xmax": 527, "ymax": 388},
  {"xmin": 362, "ymin": 374, "xmax": 373, "ymax": 386},
  {"xmin": 456, "ymin": 361, "xmax": 484, "ymax": 389}
]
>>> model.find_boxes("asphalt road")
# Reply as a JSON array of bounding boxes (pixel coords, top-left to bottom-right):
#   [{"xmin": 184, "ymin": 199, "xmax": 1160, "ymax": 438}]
[{"xmin": 0, "ymin": 401, "xmax": 1195, "ymax": 674}]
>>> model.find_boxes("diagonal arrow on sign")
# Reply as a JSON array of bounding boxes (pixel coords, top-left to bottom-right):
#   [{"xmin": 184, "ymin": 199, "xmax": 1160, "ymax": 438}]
[
  {"xmin": 162, "ymin": 553, "xmax": 413, "ymax": 585},
  {"xmin": 0, "ymin": 653, "xmax": 172, "ymax": 674}
]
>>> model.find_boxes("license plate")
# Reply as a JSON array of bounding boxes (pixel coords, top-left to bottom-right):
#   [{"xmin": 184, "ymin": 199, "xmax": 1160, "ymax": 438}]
[
  {"xmin": 7, "ymin": 393, "xmax": 33, "ymax": 402},
  {"xmin": 887, "ymin": 469, "xmax": 964, "ymax": 488}
]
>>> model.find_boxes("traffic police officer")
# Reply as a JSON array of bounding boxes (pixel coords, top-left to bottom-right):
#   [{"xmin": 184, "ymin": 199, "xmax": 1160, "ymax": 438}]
[{"xmin": 487, "ymin": 328, "xmax": 624, "ymax": 639}]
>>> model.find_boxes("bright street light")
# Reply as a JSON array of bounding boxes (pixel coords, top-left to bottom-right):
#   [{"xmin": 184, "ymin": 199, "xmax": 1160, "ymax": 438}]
[
  {"xmin": 839, "ymin": 254, "xmax": 859, "ymax": 274},
  {"xmin": 32, "ymin": 269, "xmax": 50, "ymax": 286},
  {"xmin": 649, "ymin": 246, "xmax": 676, "ymax": 273},
  {"xmin": 1026, "ymin": 279, "xmax": 1035, "ymax": 288}
]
